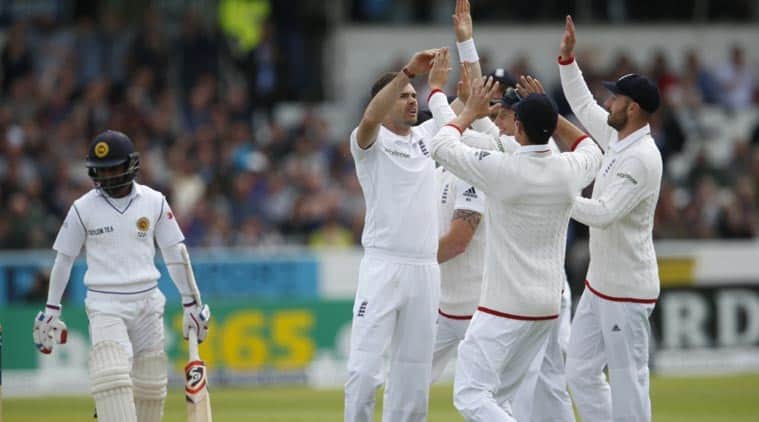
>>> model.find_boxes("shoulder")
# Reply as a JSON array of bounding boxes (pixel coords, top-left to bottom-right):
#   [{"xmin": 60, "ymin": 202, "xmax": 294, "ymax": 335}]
[
  {"xmin": 633, "ymin": 137, "xmax": 663, "ymax": 173},
  {"xmin": 135, "ymin": 183, "xmax": 167, "ymax": 203},
  {"xmin": 73, "ymin": 189, "xmax": 100, "ymax": 208}
]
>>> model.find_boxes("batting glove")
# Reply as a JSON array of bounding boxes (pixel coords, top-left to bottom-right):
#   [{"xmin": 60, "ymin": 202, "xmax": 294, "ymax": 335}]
[
  {"xmin": 33, "ymin": 304, "xmax": 68, "ymax": 354},
  {"xmin": 183, "ymin": 300, "xmax": 211, "ymax": 343}
]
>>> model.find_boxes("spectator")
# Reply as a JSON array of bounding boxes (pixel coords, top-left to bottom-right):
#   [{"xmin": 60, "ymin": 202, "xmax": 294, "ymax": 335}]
[{"xmin": 716, "ymin": 45, "xmax": 755, "ymax": 112}]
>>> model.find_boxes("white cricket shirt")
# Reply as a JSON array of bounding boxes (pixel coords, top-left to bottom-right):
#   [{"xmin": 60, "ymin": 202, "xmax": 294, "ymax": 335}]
[
  {"xmin": 429, "ymin": 125, "xmax": 602, "ymax": 319},
  {"xmin": 350, "ymin": 121, "xmax": 440, "ymax": 262},
  {"xmin": 560, "ymin": 58, "xmax": 663, "ymax": 301},
  {"xmin": 437, "ymin": 167, "xmax": 487, "ymax": 316},
  {"xmin": 53, "ymin": 182, "xmax": 184, "ymax": 293}
]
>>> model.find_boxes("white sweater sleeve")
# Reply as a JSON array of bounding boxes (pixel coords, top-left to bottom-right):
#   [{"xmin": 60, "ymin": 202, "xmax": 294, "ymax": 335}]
[
  {"xmin": 572, "ymin": 155, "xmax": 649, "ymax": 229},
  {"xmin": 160, "ymin": 242, "xmax": 196, "ymax": 303},
  {"xmin": 561, "ymin": 136, "xmax": 603, "ymax": 189},
  {"xmin": 471, "ymin": 117, "xmax": 500, "ymax": 139},
  {"xmin": 429, "ymin": 125, "xmax": 506, "ymax": 194},
  {"xmin": 428, "ymin": 91, "xmax": 457, "ymax": 128},
  {"xmin": 559, "ymin": 59, "xmax": 616, "ymax": 151},
  {"xmin": 46, "ymin": 252, "xmax": 76, "ymax": 306}
]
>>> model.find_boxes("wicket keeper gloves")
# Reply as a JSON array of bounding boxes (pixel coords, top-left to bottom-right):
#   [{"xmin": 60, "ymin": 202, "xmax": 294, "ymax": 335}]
[
  {"xmin": 33, "ymin": 304, "xmax": 68, "ymax": 354},
  {"xmin": 183, "ymin": 300, "xmax": 211, "ymax": 343}
]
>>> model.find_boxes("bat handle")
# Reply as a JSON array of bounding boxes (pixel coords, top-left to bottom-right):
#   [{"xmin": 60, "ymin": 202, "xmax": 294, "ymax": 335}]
[{"xmin": 188, "ymin": 328, "xmax": 200, "ymax": 362}]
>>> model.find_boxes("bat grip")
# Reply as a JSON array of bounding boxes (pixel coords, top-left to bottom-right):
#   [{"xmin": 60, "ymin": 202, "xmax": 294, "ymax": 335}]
[{"xmin": 188, "ymin": 328, "xmax": 200, "ymax": 361}]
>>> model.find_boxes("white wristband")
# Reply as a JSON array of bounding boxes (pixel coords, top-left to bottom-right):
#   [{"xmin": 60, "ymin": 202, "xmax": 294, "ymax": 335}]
[{"xmin": 456, "ymin": 38, "xmax": 479, "ymax": 63}]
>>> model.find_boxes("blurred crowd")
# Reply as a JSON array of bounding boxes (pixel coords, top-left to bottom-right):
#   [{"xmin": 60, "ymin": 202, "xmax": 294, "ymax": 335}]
[{"xmin": 0, "ymin": 5, "xmax": 757, "ymax": 252}]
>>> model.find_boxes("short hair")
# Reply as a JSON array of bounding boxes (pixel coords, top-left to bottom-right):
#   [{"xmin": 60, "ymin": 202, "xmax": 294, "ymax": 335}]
[{"xmin": 370, "ymin": 72, "xmax": 399, "ymax": 99}]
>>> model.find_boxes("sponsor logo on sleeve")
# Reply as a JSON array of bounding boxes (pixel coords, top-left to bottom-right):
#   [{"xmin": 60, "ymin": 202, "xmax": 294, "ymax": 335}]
[
  {"xmin": 476, "ymin": 151, "xmax": 490, "ymax": 160},
  {"xmin": 616, "ymin": 172, "xmax": 639, "ymax": 184}
]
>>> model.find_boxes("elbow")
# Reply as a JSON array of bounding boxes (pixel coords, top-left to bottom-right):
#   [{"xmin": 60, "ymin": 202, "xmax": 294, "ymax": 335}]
[
  {"xmin": 585, "ymin": 214, "xmax": 616, "ymax": 230},
  {"xmin": 451, "ymin": 238, "xmax": 471, "ymax": 257}
]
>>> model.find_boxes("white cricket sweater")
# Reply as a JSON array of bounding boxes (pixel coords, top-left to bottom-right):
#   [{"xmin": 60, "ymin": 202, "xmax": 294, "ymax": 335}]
[
  {"xmin": 437, "ymin": 167, "xmax": 487, "ymax": 317},
  {"xmin": 560, "ymin": 58, "xmax": 663, "ymax": 302},
  {"xmin": 429, "ymin": 125, "xmax": 602, "ymax": 318}
]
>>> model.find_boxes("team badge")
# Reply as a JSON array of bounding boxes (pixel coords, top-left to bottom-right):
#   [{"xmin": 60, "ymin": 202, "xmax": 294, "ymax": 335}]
[
  {"xmin": 94, "ymin": 141, "xmax": 109, "ymax": 158},
  {"xmin": 137, "ymin": 217, "xmax": 150, "ymax": 232}
]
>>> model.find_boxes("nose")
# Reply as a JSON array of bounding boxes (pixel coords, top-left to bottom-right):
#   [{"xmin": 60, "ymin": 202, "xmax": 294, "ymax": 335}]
[{"xmin": 603, "ymin": 97, "xmax": 613, "ymax": 110}]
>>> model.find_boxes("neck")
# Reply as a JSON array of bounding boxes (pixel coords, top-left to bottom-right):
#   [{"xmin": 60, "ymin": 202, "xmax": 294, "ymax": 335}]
[
  {"xmin": 106, "ymin": 183, "xmax": 133, "ymax": 198},
  {"xmin": 617, "ymin": 121, "xmax": 648, "ymax": 141},
  {"xmin": 383, "ymin": 120, "xmax": 412, "ymax": 136}
]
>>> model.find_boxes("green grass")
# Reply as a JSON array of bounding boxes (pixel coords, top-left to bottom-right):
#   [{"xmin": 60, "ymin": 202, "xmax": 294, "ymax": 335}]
[{"xmin": 6, "ymin": 373, "xmax": 759, "ymax": 421}]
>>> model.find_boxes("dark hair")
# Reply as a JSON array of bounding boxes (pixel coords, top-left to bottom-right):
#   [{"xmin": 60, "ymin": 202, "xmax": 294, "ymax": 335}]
[
  {"xmin": 514, "ymin": 94, "xmax": 558, "ymax": 145},
  {"xmin": 522, "ymin": 125, "xmax": 551, "ymax": 145},
  {"xmin": 370, "ymin": 72, "xmax": 399, "ymax": 98}
]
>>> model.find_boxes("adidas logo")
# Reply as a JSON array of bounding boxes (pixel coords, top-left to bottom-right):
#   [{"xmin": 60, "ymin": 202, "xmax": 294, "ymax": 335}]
[
  {"xmin": 611, "ymin": 324, "xmax": 621, "ymax": 332},
  {"xmin": 357, "ymin": 301, "xmax": 368, "ymax": 317},
  {"xmin": 463, "ymin": 187, "xmax": 477, "ymax": 200},
  {"xmin": 477, "ymin": 151, "xmax": 490, "ymax": 160}
]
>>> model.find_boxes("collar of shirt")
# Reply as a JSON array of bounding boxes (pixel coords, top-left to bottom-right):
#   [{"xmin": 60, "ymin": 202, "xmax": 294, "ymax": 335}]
[
  {"xmin": 515, "ymin": 144, "xmax": 553, "ymax": 156},
  {"xmin": 610, "ymin": 124, "xmax": 651, "ymax": 153},
  {"xmin": 96, "ymin": 182, "xmax": 142, "ymax": 199}
]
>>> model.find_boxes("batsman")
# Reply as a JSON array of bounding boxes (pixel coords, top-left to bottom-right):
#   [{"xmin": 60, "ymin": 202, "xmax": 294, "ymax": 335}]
[{"xmin": 32, "ymin": 130, "xmax": 211, "ymax": 422}]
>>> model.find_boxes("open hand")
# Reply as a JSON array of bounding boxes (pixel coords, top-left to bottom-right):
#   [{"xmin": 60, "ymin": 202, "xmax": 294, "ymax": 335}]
[
  {"xmin": 464, "ymin": 76, "xmax": 501, "ymax": 120},
  {"xmin": 406, "ymin": 49, "xmax": 439, "ymax": 76},
  {"xmin": 452, "ymin": 0, "xmax": 473, "ymax": 41},
  {"xmin": 429, "ymin": 48, "xmax": 451, "ymax": 90},
  {"xmin": 516, "ymin": 75, "xmax": 546, "ymax": 98},
  {"xmin": 456, "ymin": 62, "xmax": 473, "ymax": 103},
  {"xmin": 560, "ymin": 15, "xmax": 576, "ymax": 61}
]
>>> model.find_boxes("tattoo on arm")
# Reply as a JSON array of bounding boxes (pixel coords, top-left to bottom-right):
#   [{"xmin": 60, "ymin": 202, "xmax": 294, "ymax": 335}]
[{"xmin": 453, "ymin": 209, "xmax": 482, "ymax": 231}]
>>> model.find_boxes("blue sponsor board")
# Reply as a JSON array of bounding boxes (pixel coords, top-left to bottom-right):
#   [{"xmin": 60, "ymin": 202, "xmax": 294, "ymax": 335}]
[{"xmin": 0, "ymin": 249, "xmax": 319, "ymax": 304}]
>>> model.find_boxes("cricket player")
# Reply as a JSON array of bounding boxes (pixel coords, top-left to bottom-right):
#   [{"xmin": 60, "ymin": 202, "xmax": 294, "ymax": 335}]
[
  {"xmin": 431, "ymin": 165, "xmax": 486, "ymax": 382},
  {"xmin": 429, "ymin": 76, "xmax": 602, "ymax": 421},
  {"xmin": 558, "ymin": 16, "xmax": 663, "ymax": 422},
  {"xmin": 344, "ymin": 48, "xmax": 447, "ymax": 422},
  {"xmin": 433, "ymin": 3, "xmax": 575, "ymax": 419},
  {"xmin": 32, "ymin": 130, "xmax": 211, "ymax": 422}
]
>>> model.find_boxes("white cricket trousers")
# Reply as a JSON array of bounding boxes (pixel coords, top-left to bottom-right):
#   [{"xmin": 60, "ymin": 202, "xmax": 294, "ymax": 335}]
[
  {"xmin": 85, "ymin": 287, "xmax": 166, "ymax": 359},
  {"xmin": 566, "ymin": 285, "xmax": 656, "ymax": 422},
  {"xmin": 512, "ymin": 284, "xmax": 574, "ymax": 422},
  {"xmin": 430, "ymin": 311, "xmax": 471, "ymax": 383},
  {"xmin": 344, "ymin": 253, "xmax": 440, "ymax": 422},
  {"xmin": 453, "ymin": 311, "xmax": 554, "ymax": 422}
]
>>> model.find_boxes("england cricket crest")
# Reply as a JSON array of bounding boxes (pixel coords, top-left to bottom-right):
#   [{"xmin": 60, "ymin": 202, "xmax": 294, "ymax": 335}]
[{"xmin": 185, "ymin": 359, "xmax": 208, "ymax": 403}]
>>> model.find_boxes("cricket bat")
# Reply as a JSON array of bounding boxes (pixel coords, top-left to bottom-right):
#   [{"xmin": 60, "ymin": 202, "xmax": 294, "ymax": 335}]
[{"xmin": 180, "ymin": 245, "xmax": 212, "ymax": 422}]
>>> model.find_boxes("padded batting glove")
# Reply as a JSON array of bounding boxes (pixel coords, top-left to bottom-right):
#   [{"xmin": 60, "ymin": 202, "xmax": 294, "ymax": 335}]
[
  {"xmin": 183, "ymin": 300, "xmax": 211, "ymax": 343},
  {"xmin": 33, "ymin": 304, "xmax": 68, "ymax": 354}
]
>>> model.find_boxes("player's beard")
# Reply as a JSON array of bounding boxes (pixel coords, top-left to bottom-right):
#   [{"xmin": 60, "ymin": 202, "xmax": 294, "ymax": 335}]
[{"xmin": 607, "ymin": 109, "xmax": 628, "ymax": 131}]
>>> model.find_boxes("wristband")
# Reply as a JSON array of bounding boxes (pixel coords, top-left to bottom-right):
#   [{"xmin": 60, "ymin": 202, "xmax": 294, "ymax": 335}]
[
  {"xmin": 402, "ymin": 67, "xmax": 415, "ymax": 79},
  {"xmin": 558, "ymin": 55, "xmax": 575, "ymax": 65},
  {"xmin": 456, "ymin": 38, "xmax": 479, "ymax": 63}
]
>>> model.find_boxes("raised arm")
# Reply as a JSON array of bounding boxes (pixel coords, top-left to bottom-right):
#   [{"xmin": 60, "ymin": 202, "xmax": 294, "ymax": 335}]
[
  {"xmin": 517, "ymin": 74, "xmax": 596, "ymax": 150},
  {"xmin": 558, "ymin": 15, "xmax": 615, "ymax": 150},
  {"xmin": 450, "ymin": 0, "xmax": 482, "ymax": 114},
  {"xmin": 429, "ymin": 77, "xmax": 507, "ymax": 192},
  {"xmin": 355, "ymin": 49, "xmax": 437, "ymax": 149},
  {"xmin": 516, "ymin": 74, "xmax": 602, "ymax": 187}
]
